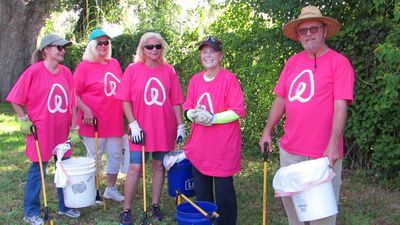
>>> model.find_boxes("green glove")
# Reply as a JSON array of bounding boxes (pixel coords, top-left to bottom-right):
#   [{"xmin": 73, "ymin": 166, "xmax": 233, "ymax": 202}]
[
  {"xmin": 69, "ymin": 128, "xmax": 81, "ymax": 146},
  {"xmin": 19, "ymin": 115, "xmax": 33, "ymax": 135}
]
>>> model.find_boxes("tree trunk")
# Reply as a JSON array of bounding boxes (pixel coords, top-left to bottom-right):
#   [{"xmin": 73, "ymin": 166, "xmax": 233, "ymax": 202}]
[{"xmin": 0, "ymin": 0, "xmax": 58, "ymax": 101}]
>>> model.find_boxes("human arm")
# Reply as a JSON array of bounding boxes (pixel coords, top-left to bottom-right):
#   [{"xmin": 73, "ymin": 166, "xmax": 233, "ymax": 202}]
[
  {"xmin": 11, "ymin": 103, "xmax": 32, "ymax": 135},
  {"xmin": 76, "ymin": 95, "xmax": 94, "ymax": 125},
  {"xmin": 194, "ymin": 109, "xmax": 240, "ymax": 126},
  {"xmin": 258, "ymin": 96, "xmax": 285, "ymax": 153},
  {"xmin": 123, "ymin": 101, "xmax": 142, "ymax": 143},
  {"xmin": 324, "ymin": 100, "xmax": 348, "ymax": 167}
]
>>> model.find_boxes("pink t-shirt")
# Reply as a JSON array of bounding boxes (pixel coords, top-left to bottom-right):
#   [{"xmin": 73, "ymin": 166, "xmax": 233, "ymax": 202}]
[
  {"xmin": 115, "ymin": 62, "xmax": 184, "ymax": 152},
  {"xmin": 183, "ymin": 69, "xmax": 245, "ymax": 177},
  {"xmin": 74, "ymin": 58, "xmax": 124, "ymax": 137},
  {"xmin": 6, "ymin": 61, "xmax": 75, "ymax": 162},
  {"xmin": 274, "ymin": 49, "xmax": 355, "ymax": 158}
]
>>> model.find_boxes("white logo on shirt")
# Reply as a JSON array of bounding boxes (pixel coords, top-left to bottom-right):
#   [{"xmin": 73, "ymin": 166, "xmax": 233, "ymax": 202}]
[
  {"xmin": 104, "ymin": 72, "xmax": 121, "ymax": 96},
  {"xmin": 144, "ymin": 77, "xmax": 166, "ymax": 106},
  {"xmin": 288, "ymin": 69, "xmax": 315, "ymax": 103},
  {"xmin": 47, "ymin": 83, "xmax": 68, "ymax": 113},
  {"xmin": 196, "ymin": 92, "xmax": 214, "ymax": 114}
]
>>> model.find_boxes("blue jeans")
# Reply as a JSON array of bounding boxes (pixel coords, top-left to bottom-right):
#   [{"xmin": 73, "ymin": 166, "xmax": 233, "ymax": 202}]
[{"xmin": 23, "ymin": 157, "xmax": 71, "ymax": 217}]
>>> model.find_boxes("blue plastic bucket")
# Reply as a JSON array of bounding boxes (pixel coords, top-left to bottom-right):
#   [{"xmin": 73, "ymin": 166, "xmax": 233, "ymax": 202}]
[
  {"xmin": 168, "ymin": 159, "xmax": 195, "ymax": 197},
  {"xmin": 176, "ymin": 201, "xmax": 218, "ymax": 225}
]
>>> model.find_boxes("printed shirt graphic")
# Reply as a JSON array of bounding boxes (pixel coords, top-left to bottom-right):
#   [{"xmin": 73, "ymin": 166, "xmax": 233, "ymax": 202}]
[
  {"xmin": 74, "ymin": 58, "xmax": 124, "ymax": 137},
  {"xmin": 274, "ymin": 49, "xmax": 355, "ymax": 158},
  {"xmin": 115, "ymin": 62, "xmax": 184, "ymax": 152},
  {"xmin": 6, "ymin": 62, "xmax": 75, "ymax": 162},
  {"xmin": 183, "ymin": 69, "xmax": 245, "ymax": 177}
]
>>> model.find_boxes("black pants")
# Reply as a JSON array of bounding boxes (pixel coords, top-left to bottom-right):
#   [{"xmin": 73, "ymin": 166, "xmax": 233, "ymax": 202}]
[{"xmin": 192, "ymin": 167, "xmax": 237, "ymax": 225}]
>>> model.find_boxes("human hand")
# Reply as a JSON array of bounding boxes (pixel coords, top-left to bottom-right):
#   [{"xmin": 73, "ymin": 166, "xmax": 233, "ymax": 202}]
[
  {"xmin": 69, "ymin": 127, "xmax": 80, "ymax": 146},
  {"xmin": 323, "ymin": 142, "xmax": 340, "ymax": 168},
  {"xmin": 19, "ymin": 115, "xmax": 33, "ymax": 135},
  {"xmin": 259, "ymin": 132, "xmax": 273, "ymax": 153},
  {"xmin": 129, "ymin": 120, "xmax": 142, "ymax": 144},
  {"xmin": 194, "ymin": 109, "xmax": 214, "ymax": 126},
  {"xmin": 176, "ymin": 124, "xmax": 185, "ymax": 143},
  {"xmin": 82, "ymin": 109, "xmax": 94, "ymax": 125}
]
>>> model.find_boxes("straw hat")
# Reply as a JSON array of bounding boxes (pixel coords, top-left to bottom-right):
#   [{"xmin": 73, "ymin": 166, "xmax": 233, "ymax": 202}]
[{"xmin": 283, "ymin": 5, "xmax": 340, "ymax": 41}]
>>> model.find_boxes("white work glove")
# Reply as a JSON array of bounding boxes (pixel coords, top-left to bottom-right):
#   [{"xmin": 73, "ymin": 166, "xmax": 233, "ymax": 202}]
[
  {"xmin": 194, "ymin": 109, "xmax": 215, "ymax": 126},
  {"xmin": 129, "ymin": 120, "xmax": 143, "ymax": 144},
  {"xmin": 176, "ymin": 124, "xmax": 185, "ymax": 143}
]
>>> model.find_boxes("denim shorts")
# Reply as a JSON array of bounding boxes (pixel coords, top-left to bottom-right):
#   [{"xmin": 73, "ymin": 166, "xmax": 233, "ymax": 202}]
[{"xmin": 129, "ymin": 151, "xmax": 166, "ymax": 164}]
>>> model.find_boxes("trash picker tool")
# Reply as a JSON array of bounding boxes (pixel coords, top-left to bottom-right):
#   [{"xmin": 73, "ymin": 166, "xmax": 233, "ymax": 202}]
[
  {"xmin": 94, "ymin": 117, "xmax": 106, "ymax": 210},
  {"xmin": 262, "ymin": 142, "xmax": 269, "ymax": 225}
]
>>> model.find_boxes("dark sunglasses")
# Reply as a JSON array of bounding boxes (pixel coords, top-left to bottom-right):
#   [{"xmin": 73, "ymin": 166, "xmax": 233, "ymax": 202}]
[
  {"xmin": 144, "ymin": 44, "xmax": 162, "ymax": 50},
  {"xmin": 297, "ymin": 25, "xmax": 325, "ymax": 36},
  {"xmin": 48, "ymin": 45, "xmax": 66, "ymax": 51},
  {"xmin": 97, "ymin": 40, "xmax": 110, "ymax": 46}
]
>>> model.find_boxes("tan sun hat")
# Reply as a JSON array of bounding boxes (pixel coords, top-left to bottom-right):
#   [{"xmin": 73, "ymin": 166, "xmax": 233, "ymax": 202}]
[{"xmin": 283, "ymin": 5, "xmax": 340, "ymax": 41}]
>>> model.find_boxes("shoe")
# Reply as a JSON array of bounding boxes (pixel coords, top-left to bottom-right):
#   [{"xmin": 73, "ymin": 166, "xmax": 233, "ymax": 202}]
[
  {"xmin": 104, "ymin": 186, "xmax": 125, "ymax": 202},
  {"xmin": 149, "ymin": 204, "xmax": 164, "ymax": 221},
  {"xmin": 23, "ymin": 215, "xmax": 44, "ymax": 225},
  {"xmin": 119, "ymin": 209, "xmax": 133, "ymax": 225},
  {"xmin": 58, "ymin": 209, "xmax": 81, "ymax": 218}
]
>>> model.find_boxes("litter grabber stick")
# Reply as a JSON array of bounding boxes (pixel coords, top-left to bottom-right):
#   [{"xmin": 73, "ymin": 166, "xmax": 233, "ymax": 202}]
[
  {"xmin": 31, "ymin": 125, "xmax": 54, "ymax": 225},
  {"xmin": 93, "ymin": 117, "xmax": 106, "ymax": 210},
  {"xmin": 262, "ymin": 142, "xmax": 269, "ymax": 225},
  {"xmin": 140, "ymin": 131, "xmax": 151, "ymax": 225},
  {"xmin": 175, "ymin": 190, "xmax": 220, "ymax": 223}
]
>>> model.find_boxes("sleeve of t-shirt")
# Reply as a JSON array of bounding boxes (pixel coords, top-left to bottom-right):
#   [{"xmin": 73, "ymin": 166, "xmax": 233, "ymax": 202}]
[
  {"xmin": 273, "ymin": 61, "xmax": 290, "ymax": 98},
  {"xmin": 333, "ymin": 57, "xmax": 355, "ymax": 104},
  {"xmin": 169, "ymin": 66, "xmax": 185, "ymax": 106},
  {"xmin": 6, "ymin": 67, "xmax": 34, "ymax": 105},
  {"xmin": 182, "ymin": 77, "xmax": 195, "ymax": 111},
  {"xmin": 115, "ymin": 64, "xmax": 133, "ymax": 101},
  {"xmin": 225, "ymin": 75, "xmax": 245, "ymax": 118},
  {"xmin": 73, "ymin": 62, "xmax": 87, "ymax": 97}
]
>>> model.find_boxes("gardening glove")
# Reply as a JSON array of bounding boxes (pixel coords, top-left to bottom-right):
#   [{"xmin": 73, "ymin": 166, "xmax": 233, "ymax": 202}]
[
  {"xmin": 194, "ymin": 109, "xmax": 215, "ymax": 126},
  {"xmin": 68, "ymin": 127, "xmax": 80, "ymax": 146},
  {"xmin": 176, "ymin": 124, "xmax": 185, "ymax": 143},
  {"xmin": 184, "ymin": 108, "xmax": 200, "ymax": 122},
  {"xmin": 129, "ymin": 120, "xmax": 143, "ymax": 144},
  {"xmin": 19, "ymin": 115, "xmax": 33, "ymax": 135}
]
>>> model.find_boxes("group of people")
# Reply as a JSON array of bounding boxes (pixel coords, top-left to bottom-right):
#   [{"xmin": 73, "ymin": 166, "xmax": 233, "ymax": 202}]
[{"xmin": 7, "ymin": 5, "xmax": 354, "ymax": 225}]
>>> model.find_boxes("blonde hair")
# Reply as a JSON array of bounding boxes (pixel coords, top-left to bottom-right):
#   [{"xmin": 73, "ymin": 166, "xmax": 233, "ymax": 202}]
[
  {"xmin": 134, "ymin": 32, "xmax": 167, "ymax": 64},
  {"xmin": 82, "ymin": 39, "xmax": 112, "ymax": 62},
  {"xmin": 30, "ymin": 49, "xmax": 45, "ymax": 64}
]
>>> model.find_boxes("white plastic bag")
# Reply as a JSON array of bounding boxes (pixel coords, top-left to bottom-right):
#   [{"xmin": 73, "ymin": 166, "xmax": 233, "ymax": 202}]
[
  {"xmin": 53, "ymin": 141, "xmax": 71, "ymax": 188},
  {"xmin": 273, "ymin": 157, "xmax": 336, "ymax": 197},
  {"xmin": 163, "ymin": 150, "xmax": 186, "ymax": 170}
]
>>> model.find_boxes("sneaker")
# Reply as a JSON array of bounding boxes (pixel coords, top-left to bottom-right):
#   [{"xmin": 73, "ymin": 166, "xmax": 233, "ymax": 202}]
[
  {"xmin": 58, "ymin": 209, "xmax": 81, "ymax": 218},
  {"xmin": 149, "ymin": 204, "xmax": 164, "ymax": 221},
  {"xmin": 104, "ymin": 186, "xmax": 125, "ymax": 202},
  {"xmin": 23, "ymin": 215, "xmax": 44, "ymax": 225},
  {"xmin": 119, "ymin": 209, "xmax": 133, "ymax": 225}
]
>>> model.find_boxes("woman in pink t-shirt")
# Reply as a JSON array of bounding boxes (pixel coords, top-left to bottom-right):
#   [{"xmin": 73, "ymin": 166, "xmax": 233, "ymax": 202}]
[
  {"xmin": 183, "ymin": 36, "xmax": 245, "ymax": 225},
  {"xmin": 116, "ymin": 32, "xmax": 185, "ymax": 224},
  {"xmin": 6, "ymin": 34, "xmax": 80, "ymax": 224},
  {"xmin": 74, "ymin": 28, "xmax": 124, "ymax": 202}
]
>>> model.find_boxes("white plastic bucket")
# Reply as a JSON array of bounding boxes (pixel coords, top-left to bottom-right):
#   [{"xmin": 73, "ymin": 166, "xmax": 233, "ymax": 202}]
[
  {"xmin": 61, "ymin": 157, "xmax": 96, "ymax": 208},
  {"xmin": 292, "ymin": 180, "xmax": 338, "ymax": 222},
  {"xmin": 120, "ymin": 135, "xmax": 130, "ymax": 174}
]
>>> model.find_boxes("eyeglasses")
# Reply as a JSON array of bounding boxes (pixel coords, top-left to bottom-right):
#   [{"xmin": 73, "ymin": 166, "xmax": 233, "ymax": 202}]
[
  {"xmin": 48, "ymin": 45, "xmax": 66, "ymax": 51},
  {"xmin": 144, "ymin": 44, "xmax": 162, "ymax": 50},
  {"xmin": 97, "ymin": 40, "xmax": 110, "ymax": 46},
  {"xmin": 297, "ymin": 25, "xmax": 325, "ymax": 36}
]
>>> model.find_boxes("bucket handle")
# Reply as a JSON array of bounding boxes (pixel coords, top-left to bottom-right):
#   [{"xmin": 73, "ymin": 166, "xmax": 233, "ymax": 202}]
[{"xmin": 175, "ymin": 190, "xmax": 219, "ymax": 222}]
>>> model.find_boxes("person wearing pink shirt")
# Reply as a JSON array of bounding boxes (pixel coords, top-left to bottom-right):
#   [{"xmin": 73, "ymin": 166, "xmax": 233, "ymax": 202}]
[
  {"xmin": 6, "ymin": 34, "xmax": 80, "ymax": 225},
  {"xmin": 74, "ymin": 28, "xmax": 124, "ymax": 202},
  {"xmin": 116, "ymin": 32, "xmax": 185, "ymax": 225},
  {"xmin": 183, "ymin": 36, "xmax": 245, "ymax": 225},
  {"xmin": 259, "ymin": 6, "xmax": 355, "ymax": 225}
]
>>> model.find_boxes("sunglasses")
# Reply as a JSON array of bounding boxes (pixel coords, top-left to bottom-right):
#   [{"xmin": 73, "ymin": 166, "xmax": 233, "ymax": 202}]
[
  {"xmin": 97, "ymin": 40, "xmax": 110, "ymax": 46},
  {"xmin": 48, "ymin": 45, "xmax": 66, "ymax": 51},
  {"xmin": 297, "ymin": 25, "xmax": 325, "ymax": 36},
  {"xmin": 144, "ymin": 44, "xmax": 162, "ymax": 50}
]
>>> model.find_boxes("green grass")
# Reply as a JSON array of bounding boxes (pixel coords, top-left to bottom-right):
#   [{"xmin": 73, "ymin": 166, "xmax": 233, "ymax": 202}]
[{"xmin": 0, "ymin": 102, "xmax": 399, "ymax": 225}]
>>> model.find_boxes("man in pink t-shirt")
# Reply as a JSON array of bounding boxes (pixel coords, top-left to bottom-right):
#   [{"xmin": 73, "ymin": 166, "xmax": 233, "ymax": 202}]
[{"xmin": 259, "ymin": 6, "xmax": 355, "ymax": 225}]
